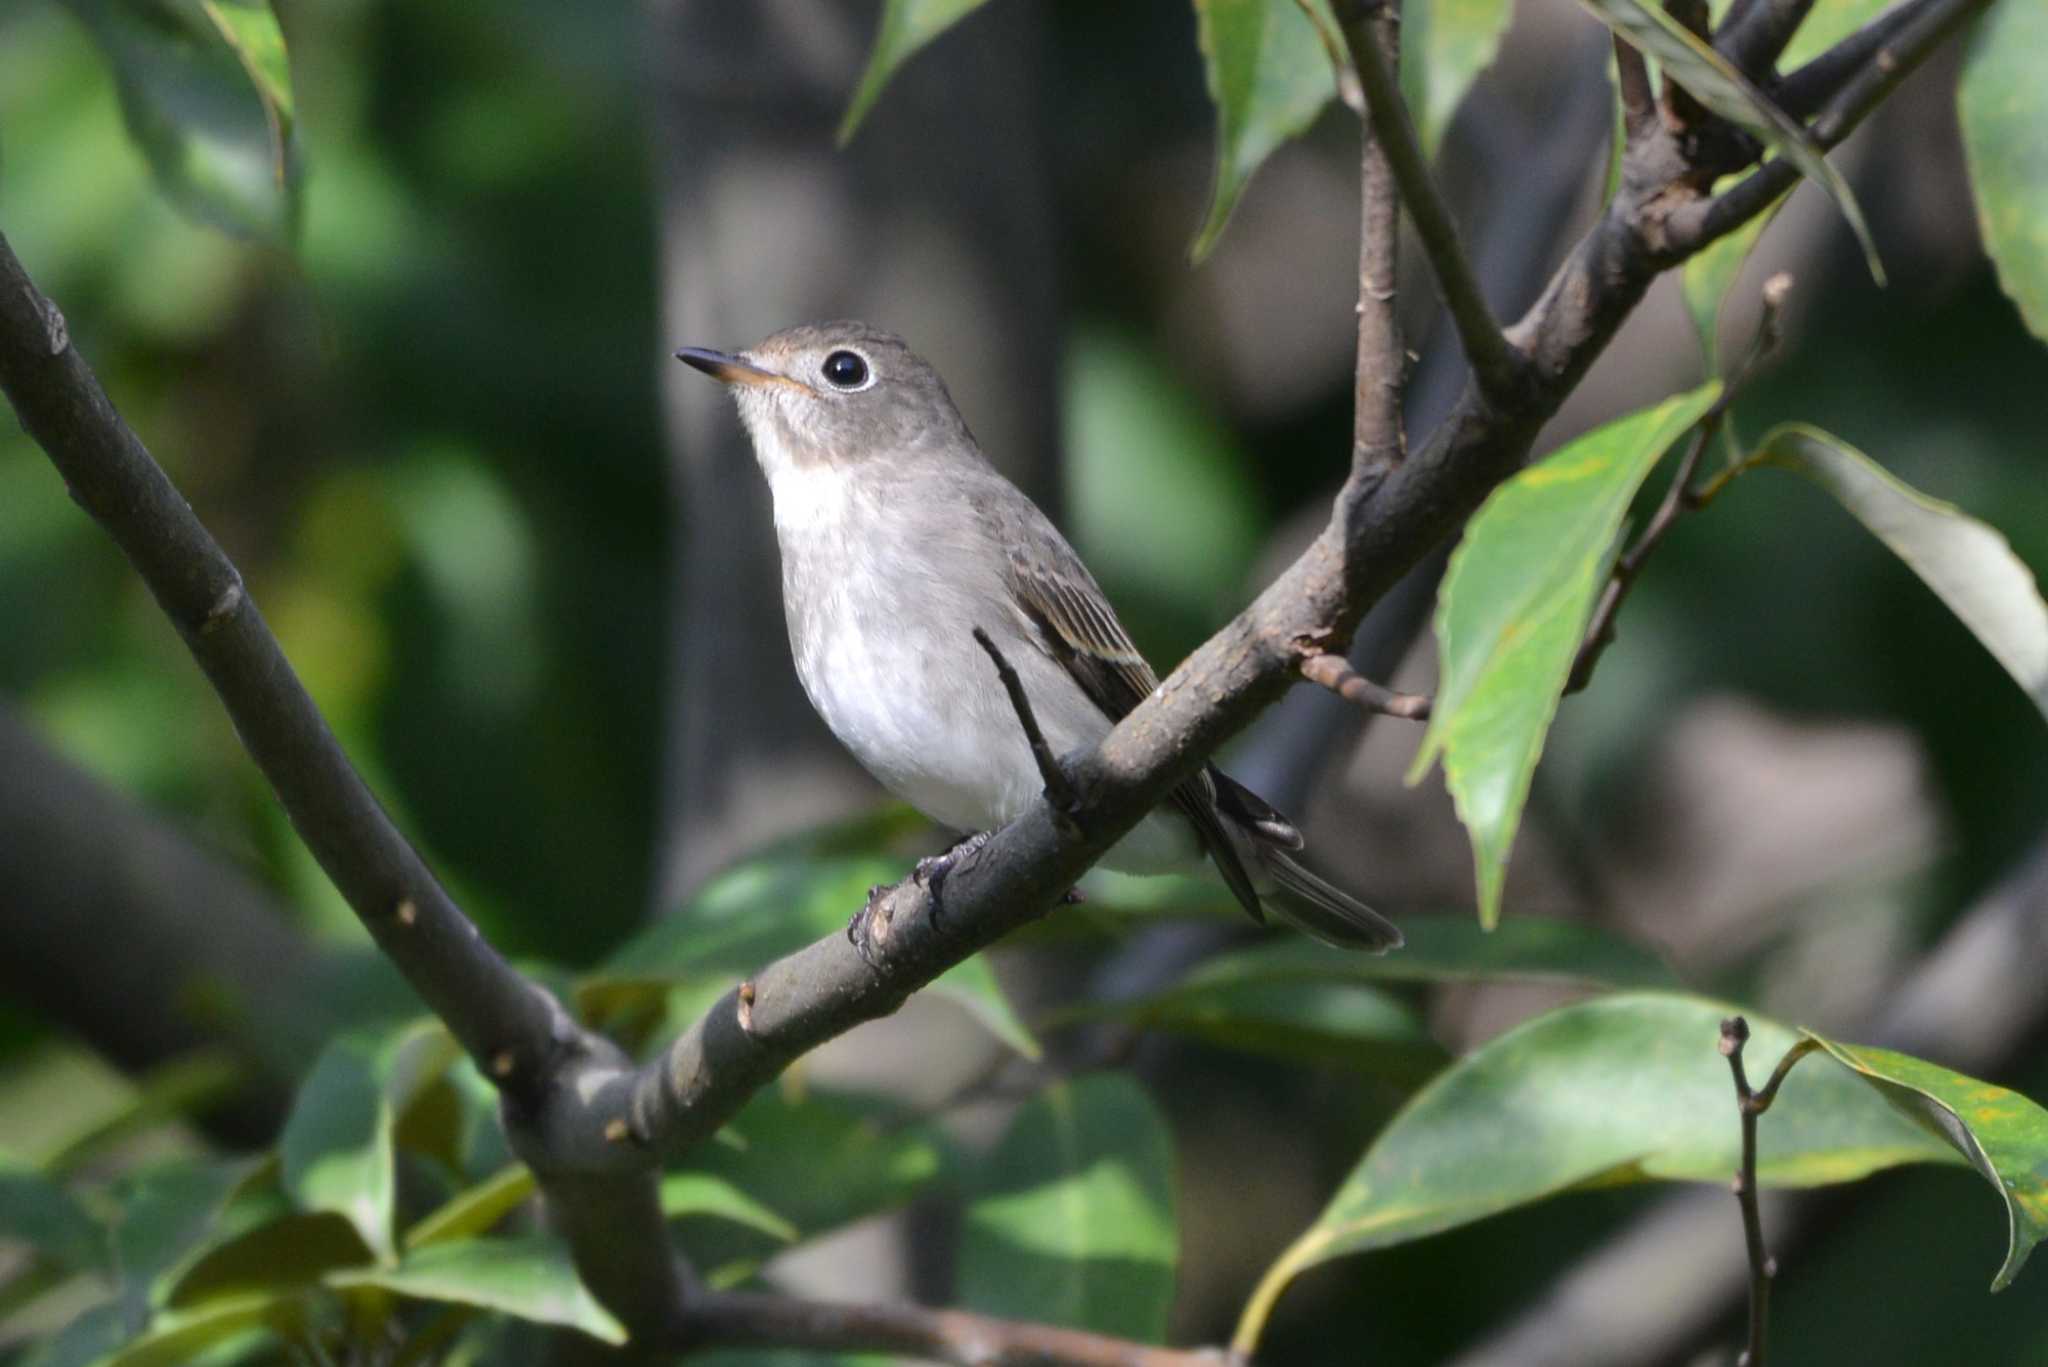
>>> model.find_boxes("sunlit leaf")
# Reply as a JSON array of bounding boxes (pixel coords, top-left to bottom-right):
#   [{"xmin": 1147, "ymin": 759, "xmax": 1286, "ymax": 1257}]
[
  {"xmin": 280, "ymin": 1022, "xmax": 458, "ymax": 1264},
  {"xmin": 58, "ymin": 0, "xmax": 301, "ymax": 239},
  {"xmin": 1749, "ymin": 425, "xmax": 2048, "ymax": 719},
  {"xmin": 1957, "ymin": 0, "xmax": 2048, "ymax": 343},
  {"xmin": 960, "ymin": 1075, "xmax": 1177, "ymax": 1339},
  {"xmin": 1191, "ymin": 0, "xmax": 1337, "ymax": 260},
  {"xmin": 1232, "ymin": 993, "xmax": 1957, "ymax": 1352},
  {"xmin": 1805, "ymin": 1034, "xmax": 2048, "ymax": 1289},
  {"xmin": 1410, "ymin": 385, "xmax": 1720, "ymax": 925},
  {"xmin": 330, "ymin": 1235, "xmax": 627, "ymax": 1345},
  {"xmin": 405, "ymin": 1165, "xmax": 538, "ymax": 1251},
  {"xmin": 1574, "ymin": 0, "xmax": 1882, "ymax": 282},
  {"xmin": 595, "ymin": 852, "xmax": 1038, "ymax": 1059},
  {"xmin": 98, "ymin": 1293, "xmax": 279, "ymax": 1367},
  {"xmin": 659, "ymin": 1172, "xmax": 800, "ymax": 1244},
  {"xmin": 838, "ymin": 0, "xmax": 995, "ymax": 143},
  {"xmin": 1400, "ymin": 0, "xmax": 1514, "ymax": 157},
  {"xmin": 0, "ymin": 1153, "xmax": 105, "ymax": 1273}
]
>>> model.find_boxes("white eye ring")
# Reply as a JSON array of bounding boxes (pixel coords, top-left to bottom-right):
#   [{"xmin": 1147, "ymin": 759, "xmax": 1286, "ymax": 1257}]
[{"xmin": 819, "ymin": 348, "xmax": 875, "ymax": 391}]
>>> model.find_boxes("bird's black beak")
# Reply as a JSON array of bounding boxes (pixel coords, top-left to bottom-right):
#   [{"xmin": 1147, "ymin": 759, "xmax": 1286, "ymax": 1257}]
[{"xmin": 674, "ymin": 347, "xmax": 781, "ymax": 387}]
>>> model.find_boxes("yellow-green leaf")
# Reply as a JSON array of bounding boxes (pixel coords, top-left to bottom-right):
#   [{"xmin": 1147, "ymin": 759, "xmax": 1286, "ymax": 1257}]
[
  {"xmin": 1232, "ymin": 993, "xmax": 1958, "ymax": 1352},
  {"xmin": 1803, "ymin": 1034, "xmax": 2048, "ymax": 1290},
  {"xmin": 1957, "ymin": 0, "xmax": 2048, "ymax": 343},
  {"xmin": 329, "ymin": 1235, "xmax": 627, "ymax": 1345},
  {"xmin": 1411, "ymin": 385, "xmax": 1720, "ymax": 925}
]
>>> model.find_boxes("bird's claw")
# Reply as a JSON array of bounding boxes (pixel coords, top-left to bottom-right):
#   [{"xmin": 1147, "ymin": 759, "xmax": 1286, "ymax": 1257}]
[
  {"xmin": 915, "ymin": 830, "xmax": 994, "ymax": 932},
  {"xmin": 847, "ymin": 883, "xmax": 894, "ymax": 968}
]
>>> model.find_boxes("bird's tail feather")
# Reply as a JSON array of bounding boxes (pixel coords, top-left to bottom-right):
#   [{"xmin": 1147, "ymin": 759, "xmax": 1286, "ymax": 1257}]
[{"xmin": 1255, "ymin": 846, "xmax": 1404, "ymax": 953}]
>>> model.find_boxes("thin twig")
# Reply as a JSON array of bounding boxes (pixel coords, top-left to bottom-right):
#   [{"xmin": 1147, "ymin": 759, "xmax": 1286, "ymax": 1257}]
[
  {"xmin": 973, "ymin": 625, "xmax": 1081, "ymax": 815},
  {"xmin": 1719, "ymin": 1016, "xmax": 1773, "ymax": 1367},
  {"xmin": 1300, "ymin": 651, "xmax": 1432, "ymax": 720},
  {"xmin": 1613, "ymin": 34, "xmax": 1658, "ymax": 143},
  {"xmin": 1671, "ymin": 0, "xmax": 1982, "ymax": 251},
  {"xmin": 1567, "ymin": 273, "xmax": 1792, "ymax": 694},
  {"xmin": 1717, "ymin": 0, "xmax": 1820, "ymax": 78},
  {"xmin": 1337, "ymin": 0, "xmax": 1529, "ymax": 408},
  {"xmin": 1773, "ymin": 0, "xmax": 1933, "ymax": 119},
  {"xmin": 1350, "ymin": 0, "xmax": 1405, "ymax": 481},
  {"xmin": 679, "ymin": 1290, "xmax": 1240, "ymax": 1367},
  {"xmin": 1719, "ymin": 1018, "xmax": 1820, "ymax": 1367}
]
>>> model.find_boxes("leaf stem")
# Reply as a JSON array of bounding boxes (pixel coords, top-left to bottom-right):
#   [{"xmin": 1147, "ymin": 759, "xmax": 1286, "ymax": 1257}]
[{"xmin": 1719, "ymin": 1017, "xmax": 1820, "ymax": 1367}]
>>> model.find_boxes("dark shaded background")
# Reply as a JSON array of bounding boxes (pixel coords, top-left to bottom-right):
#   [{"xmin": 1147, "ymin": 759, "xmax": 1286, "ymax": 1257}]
[{"xmin": 2, "ymin": 0, "xmax": 2045, "ymax": 1362}]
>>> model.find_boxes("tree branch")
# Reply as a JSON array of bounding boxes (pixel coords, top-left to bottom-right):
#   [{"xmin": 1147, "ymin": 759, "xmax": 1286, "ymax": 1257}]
[
  {"xmin": 1717, "ymin": 0, "xmax": 1818, "ymax": 78},
  {"xmin": 676, "ymin": 1291, "xmax": 1241, "ymax": 1367},
  {"xmin": 1298, "ymin": 652, "xmax": 1432, "ymax": 720},
  {"xmin": 1338, "ymin": 0, "xmax": 1530, "ymax": 408},
  {"xmin": 1773, "ymin": 0, "xmax": 1936, "ymax": 119},
  {"xmin": 1667, "ymin": 0, "xmax": 1984, "ymax": 252},
  {"xmin": 0, "ymin": 230, "xmax": 687, "ymax": 1335},
  {"xmin": 1348, "ymin": 1, "xmax": 1405, "ymax": 481},
  {"xmin": 1568, "ymin": 272, "xmax": 1791, "ymax": 693},
  {"xmin": 1613, "ymin": 35, "xmax": 1658, "ymax": 143},
  {"xmin": 0, "ymin": 0, "xmax": 1981, "ymax": 1350},
  {"xmin": 1719, "ymin": 1018, "xmax": 1820, "ymax": 1367}
]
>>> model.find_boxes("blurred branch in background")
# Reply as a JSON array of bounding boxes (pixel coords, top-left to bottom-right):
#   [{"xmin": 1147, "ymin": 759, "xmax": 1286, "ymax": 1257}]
[
  {"xmin": 647, "ymin": 0, "xmax": 1063, "ymax": 904},
  {"xmin": 0, "ymin": 705, "xmax": 332, "ymax": 1139}
]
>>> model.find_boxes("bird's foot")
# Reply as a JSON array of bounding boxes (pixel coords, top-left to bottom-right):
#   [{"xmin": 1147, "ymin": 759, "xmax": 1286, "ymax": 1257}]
[
  {"xmin": 914, "ymin": 830, "xmax": 994, "ymax": 932},
  {"xmin": 847, "ymin": 883, "xmax": 894, "ymax": 968}
]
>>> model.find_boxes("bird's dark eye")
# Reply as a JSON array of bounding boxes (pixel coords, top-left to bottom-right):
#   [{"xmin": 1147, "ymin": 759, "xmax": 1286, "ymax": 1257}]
[{"xmin": 821, "ymin": 350, "xmax": 869, "ymax": 389}]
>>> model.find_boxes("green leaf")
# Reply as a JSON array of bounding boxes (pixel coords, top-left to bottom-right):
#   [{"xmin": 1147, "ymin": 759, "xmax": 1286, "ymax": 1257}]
[
  {"xmin": 280, "ymin": 1022, "xmax": 459, "ymax": 1264},
  {"xmin": 1232, "ymin": 993, "xmax": 1957, "ymax": 1351},
  {"xmin": 1680, "ymin": 202, "xmax": 1777, "ymax": 374},
  {"xmin": 98, "ymin": 1293, "xmax": 280, "ymax": 1367},
  {"xmin": 1574, "ymin": 0, "xmax": 1883, "ymax": 282},
  {"xmin": 1957, "ymin": 0, "xmax": 2048, "ymax": 343},
  {"xmin": 330, "ymin": 1235, "xmax": 628, "ymax": 1345},
  {"xmin": 686, "ymin": 1089, "xmax": 958, "ymax": 1244},
  {"xmin": 109, "ymin": 1157, "xmax": 271, "ymax": 1314},
  {"xmin": 1191, "ymin": 0, "xmax": 1337, "ymax": 260},
  {"xmin": 1777, "ymin": 0, "xmax": 1899, "ymax": 71},
  {"xmin": 1410, "ymin": 385, "xmax": 1721, "ymax": 926},
  {"xmin": 1804, "ymin": 1034, "xmax": 2048, "ymax": 1290},
  {"xmin": 58, "ymin": 0, "xmax": 301, "ymax": 240},
  {"xmin": 1187, "ymin": 916, "xmax": 1681, "ymax": 990},
  {"xmin": 1400, "ymin": 0, "xmax": 1515, "ymax": 157},
  {"xmin": 594, "ymin": 852, "xmax": 1038, "ymax": 1059},
  {"xmin": 165, "ymin": 1210, "xmax": 372, "ymax": 1308},
  {"xmin": 0, "ymin": 1153, "xmax": 105, "ymax": 1273},
  {"xmin": 659, "ymin": 1172, "xmax": 800, "ymax": 1244},
  {"xmin": 1070, "ymin": 977, "xmax": 1446, "ymax": 1083},
  {"xmin": 838, "ymin": 0, "xmax": 995, "ymax": 144},
  {"xmin": 959, "ymin": 1075, "xmax": 1177, "ymax": 1339},
  {"xmin": 404, "ymin": 1165, "xmax": 538, "ymax": 1251},
  {"xmin": 1749, "ymin": 425, "xmax": 2048, "ymax": 719}
]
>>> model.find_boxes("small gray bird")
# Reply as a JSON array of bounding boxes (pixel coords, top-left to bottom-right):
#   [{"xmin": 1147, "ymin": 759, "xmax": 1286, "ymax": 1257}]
[{"xmin": 677, "ymin": 321, "xmax": 1400, "ymax": 951}]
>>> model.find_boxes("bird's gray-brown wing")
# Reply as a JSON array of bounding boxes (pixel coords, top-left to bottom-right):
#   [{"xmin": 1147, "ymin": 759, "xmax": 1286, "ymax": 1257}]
[{"xmin": 1001, "ymin": 531, "xmax": 1268, "ymax": 922}]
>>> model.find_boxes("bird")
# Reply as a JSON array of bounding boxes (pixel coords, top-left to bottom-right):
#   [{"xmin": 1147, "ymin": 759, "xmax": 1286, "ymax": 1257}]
[{"xmin": 676, "ymin": 321, "xmax": 1400, "ymax": 952}]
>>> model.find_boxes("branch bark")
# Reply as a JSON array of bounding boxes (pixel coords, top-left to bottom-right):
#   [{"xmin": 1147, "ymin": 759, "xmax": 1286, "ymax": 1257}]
[
  {"xmin": 0, "ymin": 0, "xmax": 1983, "ymax": 1353},
  {"xmin": 1338, "ymin": 0, "xmax": 1530, "ymax": 408}
]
